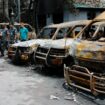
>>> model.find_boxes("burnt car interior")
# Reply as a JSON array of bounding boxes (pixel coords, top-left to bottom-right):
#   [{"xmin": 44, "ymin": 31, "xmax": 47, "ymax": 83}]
[
  {"xmin": 66, "ymin": 25, "xmax": 85, "ymax": 38},
  {"xmin": 37, "ymin": 27, "xmax": 73, "ymax": 39},
  {"xmin": 79, "ymin": 22, "xmax": 105, "ymax": 41},
  {"xmin": 37, "ymin": 28, "xmax": 57, "ymax": 39},
  {"xmin": 55, "ymin": 27, "xmax": 70, "ymax": 39}
]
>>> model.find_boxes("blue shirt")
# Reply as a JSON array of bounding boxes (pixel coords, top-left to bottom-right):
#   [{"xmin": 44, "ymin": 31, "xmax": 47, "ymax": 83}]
[{"xmin": 19, "ymin": 27, "xmax": 28, "ymax": 40}]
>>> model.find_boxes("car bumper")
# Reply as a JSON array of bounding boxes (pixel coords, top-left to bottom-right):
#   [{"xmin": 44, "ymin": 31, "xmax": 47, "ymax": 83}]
[
  {"xmin": 35, "ymin": 55, "xmax": 65, "ymax": 67},
  {"xmin": 8, "ymin": 52, "xmax": 15, "ymax": 59},
  {"xmin": 64, "ymin": 64, "xmax": 105, "ymax": 96},
  {"xmin": 8, "ymin": 51, "xmax": 31, "ymax": 62}
]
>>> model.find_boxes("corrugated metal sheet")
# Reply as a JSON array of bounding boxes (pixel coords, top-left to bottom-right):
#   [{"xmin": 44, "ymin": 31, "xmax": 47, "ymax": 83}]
[{"xmin": 75, "ymin": 0, "xmax": 105, "ymax": 8}]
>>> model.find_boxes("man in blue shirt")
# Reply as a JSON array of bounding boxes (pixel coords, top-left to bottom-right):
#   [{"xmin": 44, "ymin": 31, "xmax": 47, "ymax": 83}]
[{"xmin": 19, "ymin": 23, "xmax": 29, "ymax": 41}]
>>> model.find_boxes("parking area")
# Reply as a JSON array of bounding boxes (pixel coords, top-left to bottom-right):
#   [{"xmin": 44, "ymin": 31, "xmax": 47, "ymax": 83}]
[{"xmin": 0, "ymin": 57, "xmax": 104, "ymax": 105}]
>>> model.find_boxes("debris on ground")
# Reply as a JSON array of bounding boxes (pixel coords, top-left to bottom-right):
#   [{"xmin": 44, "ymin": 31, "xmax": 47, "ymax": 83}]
[
  {"xmin": 50, "ymin": 95, "xmax": 60, "ymax": 100},
  {"xmin": 64, "ymin": 92, "xmax": 74, "ymax": 101},
  {"xmin": 64, "ymin": 96, "xmax": 74, "ymax": 101}
]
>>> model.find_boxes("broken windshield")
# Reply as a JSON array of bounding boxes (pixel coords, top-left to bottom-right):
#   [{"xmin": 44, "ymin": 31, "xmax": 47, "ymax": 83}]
[
  {"xmin": 38, "ymin": 28, "xmax": 57, "ymax": 39},
  {"xmin": 56, "ymin": 27, "xmax": 71, "ymax": 39},
  {"xmin": 78, "ymin": 22, "xmax": 101, "ymax": 41},
  {"xmin": 65, "ymin": 25, "xmax": 86, "ymax": 38}
]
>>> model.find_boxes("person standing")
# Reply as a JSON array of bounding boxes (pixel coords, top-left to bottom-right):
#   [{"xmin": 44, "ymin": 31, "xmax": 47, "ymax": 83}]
[
  {"xmin": 0, "ymin": 30, "xmax": 4, "ymax": 56},
  {"xmin": 1, "ymin": 24, "xmax": 9, "ymax": 50},
  {"xmin": 9, "ymin": 24, "xmax": 17, "ymax": 44},
  {"xmin": 19, "ymin": 23, "xmax": 29, "ymax": 41}
]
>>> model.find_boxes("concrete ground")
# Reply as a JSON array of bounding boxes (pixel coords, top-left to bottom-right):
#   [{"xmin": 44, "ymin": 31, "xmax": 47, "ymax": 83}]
[{"xmin": 0, "ymin": 57, "xmax": 104, "ymax": 105}]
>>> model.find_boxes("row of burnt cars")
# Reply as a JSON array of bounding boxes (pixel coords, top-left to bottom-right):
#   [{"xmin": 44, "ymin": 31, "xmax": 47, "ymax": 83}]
[{"xmin": 8, "ymin": 12, "xmax": 105, "ymax": 96}]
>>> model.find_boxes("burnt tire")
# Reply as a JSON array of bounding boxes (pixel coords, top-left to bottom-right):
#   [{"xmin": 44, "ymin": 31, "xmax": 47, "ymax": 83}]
[
  {"xmin": 12, "ymin": 48, "xmax": 21, "ymax": 64},
  {"xmin": 63, "ymin": 56, "xmax": 74, "ymax": 67},
  {"xmin": 30, "ymin": 53, "xmax": 35, "ymax": 64}
]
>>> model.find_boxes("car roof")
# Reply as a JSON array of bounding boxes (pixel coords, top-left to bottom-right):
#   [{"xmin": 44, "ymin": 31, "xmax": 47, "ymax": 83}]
[
  {"xmin": 0, "ymin": 22, "xmax": 30, "ymax": 26},
  {"xmin": 94, "ymin": 11, "xmax": 105, "ymax": 21},
  {"xmin": 93, "ymin": 21, "xmax": 105, "ymax": 26},
  {"xmin": 44, "ymin": 20, "xmax": 91, "ymax": 29}
]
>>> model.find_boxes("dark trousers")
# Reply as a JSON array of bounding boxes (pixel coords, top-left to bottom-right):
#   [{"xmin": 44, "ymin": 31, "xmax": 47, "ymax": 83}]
[{"xmin": 0, "ymin": 40, "xmax": 4, "ymax": 56}]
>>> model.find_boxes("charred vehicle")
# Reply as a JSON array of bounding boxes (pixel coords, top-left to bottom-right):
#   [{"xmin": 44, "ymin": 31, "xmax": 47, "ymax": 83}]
[
  {"xmin": 8, "ymin": 21, "xmax": 80, "ymax": 63},
  {"xmin": 34, "ymin": 20, "xmax": 91, "ymax": 68},
  {"xmin": 8, "ymin": 39, "xmax": 39, "ymax": 63},
  {"xmin": 64, "ymin": 12, "xmax": 105, "ymax": 96}
]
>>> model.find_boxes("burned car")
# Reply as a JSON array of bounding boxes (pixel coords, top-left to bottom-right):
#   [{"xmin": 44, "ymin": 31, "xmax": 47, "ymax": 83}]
[
  {"xmin": 34, "ymin": 20, "xmax": 90, "ymax": 68},
  {"xmin": 64, "ymin": 12, "xmax": 105, "ymax": 96},
  {"xmin": 8, "ymin": 21, "xmax": 80, "ymax": 63},
  {"xmin": 8, "ymin": 39, "xmax": 39, "ymax": 63}
]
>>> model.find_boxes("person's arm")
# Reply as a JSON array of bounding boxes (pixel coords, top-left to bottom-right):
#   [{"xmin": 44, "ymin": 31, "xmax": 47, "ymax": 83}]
[
  {"xmin": 14, "ymin": 28, "xmax": 18, "ymax": 41},
  {"xmin": 26, "ymin": 28, "xmax": 29, "ymax": 40},
  {"xmin": 19, "ymin": 29, "xmax": 21, "ymax": 40},
  {"xmin": 6, "ymin": 30, "xmax": 10, "ymax": 41}
]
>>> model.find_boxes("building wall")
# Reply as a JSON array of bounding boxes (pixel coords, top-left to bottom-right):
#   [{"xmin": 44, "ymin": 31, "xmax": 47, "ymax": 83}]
[
  {"xmin": 46, "ymin": 9, "xmax": 102, "ymax": 26},
  {"xmin": 64, "ymin": 9, "xmax": 102, "ymax": 22},
  {"xmin": 63, "ymin": 10, "xmax": 87, "ymax": 22}
]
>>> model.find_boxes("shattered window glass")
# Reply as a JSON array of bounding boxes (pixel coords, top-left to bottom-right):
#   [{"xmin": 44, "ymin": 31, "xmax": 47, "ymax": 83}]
[
  {"xmin": 94, "ymin": 26, "xmax": 105, "ymax": 42},
  {"xmin": 56, "ymin": 27, "xmax": 70, "ymax": 39},
  {"xmin": 80, "ymin": 23, "xmax": 99, "ymax": 40},
  {"xmin": 38, "ymin": 28, "xmax": 57, "ymax": 39},
  {"xmin": 66, "ymin": 25, "xmax": 85, "ymax": 38}
]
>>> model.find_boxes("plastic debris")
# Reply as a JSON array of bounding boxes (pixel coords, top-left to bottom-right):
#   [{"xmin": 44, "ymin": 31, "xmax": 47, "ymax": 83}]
[
  {"xmin": 64, "ymin": 96, "xmax": 74, "ymax": 101},
  {"xmin": 50, "ymin": 95, "xmax": 60, "ymax": 100}
]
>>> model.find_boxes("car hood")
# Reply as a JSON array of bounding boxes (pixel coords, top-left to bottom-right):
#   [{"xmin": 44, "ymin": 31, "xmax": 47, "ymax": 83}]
[
  {"xmin": 40, "ymin": 38, "xmax": 74, "ymax": 49},
  {"xmin": 11, "ymin": 39, "xmax": 52, "ymax": 47},
  {"xmin": 72, "ymin": 39, "xmax": 105, "ymax": 61}
]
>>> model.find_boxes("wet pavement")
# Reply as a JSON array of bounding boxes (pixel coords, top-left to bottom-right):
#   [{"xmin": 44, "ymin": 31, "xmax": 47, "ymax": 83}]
[{"xmin": 0, "ymin": 58, "xmax": 105, "ymax": 105}]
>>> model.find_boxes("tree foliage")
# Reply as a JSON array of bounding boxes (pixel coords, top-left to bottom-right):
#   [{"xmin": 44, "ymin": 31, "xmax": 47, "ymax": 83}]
[{"xmin": 64, "ymin": 0, "xmax": 76, "ymax": 12}]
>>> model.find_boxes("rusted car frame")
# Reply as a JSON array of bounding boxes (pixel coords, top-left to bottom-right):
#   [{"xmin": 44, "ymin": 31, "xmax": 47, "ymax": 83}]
[
  {"xmin": 64, "ymin": 65, "xmax": 105, "ymax": 96},
  {"xmin": 8, "ymin": 21, "xmax": 84, "ymax": 63},
  {"xmin": 8, "ymin": 39, "xmax": 39, "ymax": 63},
  {"xmin": 64, "ymin": 12, "xmax": 105, "ymax": 96},
  {"xmin": 34, "ymin": 20, "xmax": 91, "ymax": 68},
  {"xmin": 5, "ymin": 22, "xmax": 35, "ymax": 63}
]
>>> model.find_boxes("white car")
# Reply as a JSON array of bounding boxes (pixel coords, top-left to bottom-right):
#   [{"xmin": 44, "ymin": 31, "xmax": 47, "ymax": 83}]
[
  {"xmin": 34, "ymin": 20, "xmax": 91, "ymax": 67},
  {"xmin": 8, "ymin": 21, "xmax": 81, "ymax": 63}
]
